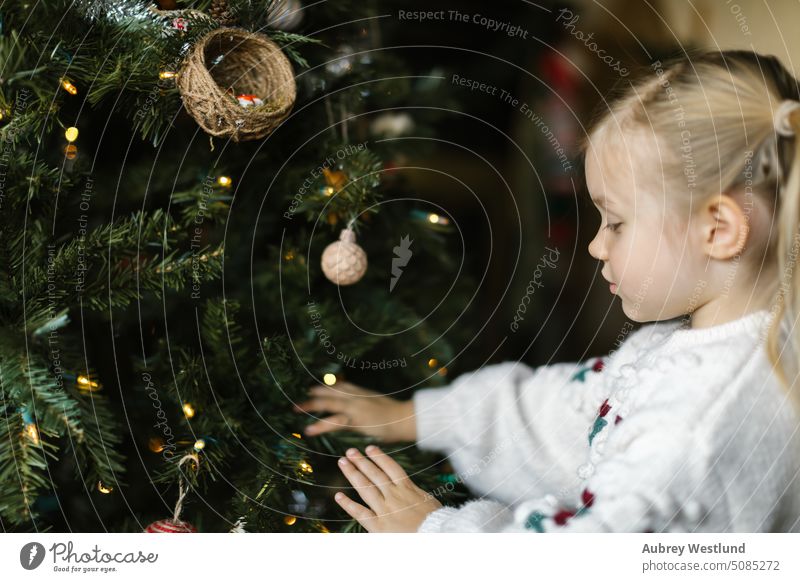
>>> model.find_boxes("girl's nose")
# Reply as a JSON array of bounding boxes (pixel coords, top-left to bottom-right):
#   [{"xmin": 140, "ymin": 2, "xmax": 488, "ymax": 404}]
[{"xmin": 588, "ymin": 231, "xmax": 606, "ymax": 261}]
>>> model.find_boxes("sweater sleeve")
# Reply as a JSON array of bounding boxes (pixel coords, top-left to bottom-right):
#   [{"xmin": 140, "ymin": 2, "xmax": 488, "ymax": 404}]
[
  {"xmin": 417, "ymin": 410, "xmax": 711, "ymax": 533},
  {"xmin": 412, "ymin": 358, "xmax": 608, "ymax": 504}
]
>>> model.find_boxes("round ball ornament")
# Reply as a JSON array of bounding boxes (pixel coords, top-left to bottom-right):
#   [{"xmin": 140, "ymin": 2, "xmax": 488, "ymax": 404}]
[
  {"xmin": 144, "ymin": 519, "xmax": 197, "ymax": 533},
  {"xmin": 321, "ymin": 227, "xmax": 367, "ymax": 285}
]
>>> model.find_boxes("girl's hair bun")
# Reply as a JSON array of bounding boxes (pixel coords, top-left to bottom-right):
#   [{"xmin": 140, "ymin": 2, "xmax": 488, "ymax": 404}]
[{"xmin": 774, "ymin": 100, "xmax": 800, "ymax": 137}]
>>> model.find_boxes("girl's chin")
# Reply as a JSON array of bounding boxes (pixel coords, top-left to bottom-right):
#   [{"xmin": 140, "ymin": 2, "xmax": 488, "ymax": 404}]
[{"xmin": 621, "ymin": 302, "xmax": 647, "ymax": 322}]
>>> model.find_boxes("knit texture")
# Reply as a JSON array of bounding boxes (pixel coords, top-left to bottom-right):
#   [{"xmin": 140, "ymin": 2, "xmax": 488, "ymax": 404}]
[{"xmin": 413, "ymin": 309, "xmax": 800, "ymax": 533}]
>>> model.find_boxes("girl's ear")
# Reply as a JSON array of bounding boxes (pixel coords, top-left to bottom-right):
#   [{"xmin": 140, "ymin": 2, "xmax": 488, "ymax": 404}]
[{"xmin": 696, "ymin": 193, "xmax": 750, "ymax": 260}]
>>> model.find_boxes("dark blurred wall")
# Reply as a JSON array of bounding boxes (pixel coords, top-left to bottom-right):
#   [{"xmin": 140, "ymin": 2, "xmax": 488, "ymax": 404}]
[{"xmin": 377, "ymin": 0, "xmax": 685, "ymax": 370}]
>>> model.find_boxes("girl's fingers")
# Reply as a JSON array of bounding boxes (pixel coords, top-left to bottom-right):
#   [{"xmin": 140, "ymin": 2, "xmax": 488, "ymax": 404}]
[
  {"xmin": 293, "ymin": 397, "xmax": 344, "ymax": 413},
  {"xmin": 309, "ymin": 382, "xmax": 368, "ymax": 397},
  {"xmin": 308, "ymin": 385, "xmax": 335, "ymax": 397},
  {"xmin": 334, "ymin": 492, "xmax": 377, "ymax": 532},
  {"xmin": 338, "ymin": 457, "xmax": 384, "ymax": 508},
  {"xmin": 363, "ymin": 445, "xmax": 409, "ymax": 484},
  {"xmin": 304, "ymin": 413, "xmax": 351, "ymax": 436},
  {"xmin": 344, "ymin": 448, "xmax": 392, "ymax": 490}
]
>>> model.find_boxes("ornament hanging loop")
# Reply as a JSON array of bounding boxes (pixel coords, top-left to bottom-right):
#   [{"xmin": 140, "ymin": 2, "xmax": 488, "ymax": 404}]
[{"xmin": 173, "ymin": 453, "xmax": 200, "ymax": 523}]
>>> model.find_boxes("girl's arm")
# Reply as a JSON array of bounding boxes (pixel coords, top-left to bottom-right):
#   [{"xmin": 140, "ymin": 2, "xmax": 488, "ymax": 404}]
[
  {"xmin": 412, "ymin": 357, "xmax": 609, "ymax": 505},
  {"xmin": 418, "ymin": 413, "xmax": 710, "ymax": 533}
]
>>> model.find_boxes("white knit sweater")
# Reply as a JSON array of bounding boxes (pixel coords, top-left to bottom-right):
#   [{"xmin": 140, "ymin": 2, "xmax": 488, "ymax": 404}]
[{"xmin": 413, "ymin": 309, "xmax": 800, "ymax": 533}]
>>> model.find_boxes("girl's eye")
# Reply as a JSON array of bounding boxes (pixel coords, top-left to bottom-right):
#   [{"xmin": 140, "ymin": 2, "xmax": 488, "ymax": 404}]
[{"xmin": 605, "ymin": 222, "xmax": 622, "ymax": 232}]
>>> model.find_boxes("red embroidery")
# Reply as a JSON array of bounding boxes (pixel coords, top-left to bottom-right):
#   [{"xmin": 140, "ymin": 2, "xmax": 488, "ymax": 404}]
[
  {"xmin": 615, "ymin": 415, "xmax": 623, "ymax": 425},
  {"xmin": 599, "ymin": 398, "xmax": 611, "ymax": 417},
  {"xmin": 553, "ymin": 509, "xmax": 576, "ymax": 525},
  {"xmin": 592, "ymin": 359, "xmax": 604, "ymax": 372},
  {"xmin": 581, "ymin": 488, "xmax": 595, "ymax": 508}
]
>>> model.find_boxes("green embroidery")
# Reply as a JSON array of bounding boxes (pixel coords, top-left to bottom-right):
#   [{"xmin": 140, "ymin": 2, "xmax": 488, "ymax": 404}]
[
  {"xmin": 571, "ymin": 358, "xmax": 602, "ymax": 382},
  {"xmin": 588, "ymin": 416, "xmax": 607, "ymax": 445},
  {"xmin": 525, "ymin": 503, "xmax": 591, "ymax": 532},
  {"xmin": 570, "ymin": 365, "xmax": 591, "ymax": 382},
  {"xmin": 524, "ymin": 511, "xmax": 546, "ymax": 532}
]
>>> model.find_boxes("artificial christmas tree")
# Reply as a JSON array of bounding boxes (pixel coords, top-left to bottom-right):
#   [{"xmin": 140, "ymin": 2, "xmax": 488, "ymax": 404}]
[{"xmin": 0, "ymin": 0, "xmax": 475, "ymax": 532}]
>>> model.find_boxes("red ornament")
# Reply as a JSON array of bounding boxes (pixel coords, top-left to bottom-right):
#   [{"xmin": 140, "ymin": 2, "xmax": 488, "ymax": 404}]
[
  {"xmin": 598, "ymin": 398, "xmax": 611, "ymax": 418},
  {"xmin": 592, "ymin": 358, "xmax": 605, "ymax": 372},
  {"xmin": 581, "ymin": 488, "xmax": 595, "ymax": 508},
  {"xmin": 615, "ymin": 414, "xmax": 623, "ymax": 425},
  {"xmin": 144, "ymin": 518, "xmax": 197, "ymax": 533}
]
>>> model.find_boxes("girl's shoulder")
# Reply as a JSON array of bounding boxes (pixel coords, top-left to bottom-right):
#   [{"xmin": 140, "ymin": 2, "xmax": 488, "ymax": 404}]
[{"xmin": 616, "ymin": 330, "xmax": 784, "ymax": 438}]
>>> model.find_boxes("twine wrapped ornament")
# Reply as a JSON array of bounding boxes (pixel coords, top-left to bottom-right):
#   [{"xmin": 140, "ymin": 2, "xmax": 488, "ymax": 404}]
[
  {"xmin": 176, "ymin": 27, "xmax": 296, "ymax": 142},
  {"xmin": 321, "ymin": 227, "xmax": 367, "ymax": 286},
  {"xmin": 144, "ymin": 453, "xmax": 199, "ymax": 533}
]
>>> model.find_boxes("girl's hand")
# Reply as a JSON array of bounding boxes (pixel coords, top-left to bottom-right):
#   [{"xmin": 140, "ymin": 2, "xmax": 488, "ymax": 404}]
[
  {"xmin": 335, "ymin": 445, "xmax": 443, "ymax": 532},
  {"xmin": 293, "ymin": 381, "xmax": 416, "ymax": 443}
]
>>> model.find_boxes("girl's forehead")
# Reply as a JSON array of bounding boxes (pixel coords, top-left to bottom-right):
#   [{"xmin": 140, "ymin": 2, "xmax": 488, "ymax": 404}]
[
  {"xmin": 585, "ymin": 126, "xmax": 664, "ymax": 207},
  {"xmin": 585, "ymin": 144, "xmax": 632, "ymax": 207}
]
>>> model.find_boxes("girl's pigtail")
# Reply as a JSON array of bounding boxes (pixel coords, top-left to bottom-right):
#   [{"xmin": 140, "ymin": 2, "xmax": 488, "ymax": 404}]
[{"xmin": 766, "ymin": 101, "xmax": 800, "ymax": 404}]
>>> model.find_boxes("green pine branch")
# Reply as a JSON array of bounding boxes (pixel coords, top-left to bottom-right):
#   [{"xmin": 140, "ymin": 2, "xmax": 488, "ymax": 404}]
[{"xmin": 0, "ymin": 330, "xmax": 126, "ymax": 526}]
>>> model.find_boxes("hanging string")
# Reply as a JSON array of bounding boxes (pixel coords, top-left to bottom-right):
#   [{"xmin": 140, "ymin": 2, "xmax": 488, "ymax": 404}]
[{"xmin": 172, "ymin": 453, "xmax": 199, "ymax": 523}]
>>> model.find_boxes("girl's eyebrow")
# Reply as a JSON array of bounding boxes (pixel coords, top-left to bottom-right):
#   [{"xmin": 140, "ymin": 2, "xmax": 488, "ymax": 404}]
[{"xmin": 590, "ymin": 195, "xmax": 615, "ymax": 209}]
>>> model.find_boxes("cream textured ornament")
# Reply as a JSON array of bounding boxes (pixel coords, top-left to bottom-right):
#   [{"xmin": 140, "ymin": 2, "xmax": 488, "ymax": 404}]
[{"xmin": 321, "ymin": 227, "xmax": 367, "ymax": 285}]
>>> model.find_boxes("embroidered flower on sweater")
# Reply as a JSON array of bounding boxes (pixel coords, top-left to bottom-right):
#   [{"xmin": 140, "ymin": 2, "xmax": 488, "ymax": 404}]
[
  {"xmin": 588, "ymin": 397, "xmax": 624, "ymax": 445},
  {"xmin": 570, "ymin": 357, "xmax": 605, "ymax": 382},
  {"xmin": 524, "ymin": 487, "xmax": 596, "ymax": 531}
]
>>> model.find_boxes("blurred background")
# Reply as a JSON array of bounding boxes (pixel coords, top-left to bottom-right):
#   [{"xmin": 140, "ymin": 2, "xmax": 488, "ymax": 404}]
[{"xmin": 376, "ymin": 0, "xmax": 800, "ymax": 367}]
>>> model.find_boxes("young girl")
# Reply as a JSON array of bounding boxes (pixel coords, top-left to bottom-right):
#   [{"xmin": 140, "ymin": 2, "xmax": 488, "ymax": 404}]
[{"xmin": 293, "ymin": 49, "xmax": 800, "ymax": 533}]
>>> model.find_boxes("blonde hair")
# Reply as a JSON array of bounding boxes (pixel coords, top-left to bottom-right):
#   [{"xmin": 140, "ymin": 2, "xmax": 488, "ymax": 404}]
[{"xmin": 580, "ymin": 49, "xmax": 800, "ymax": 412}]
